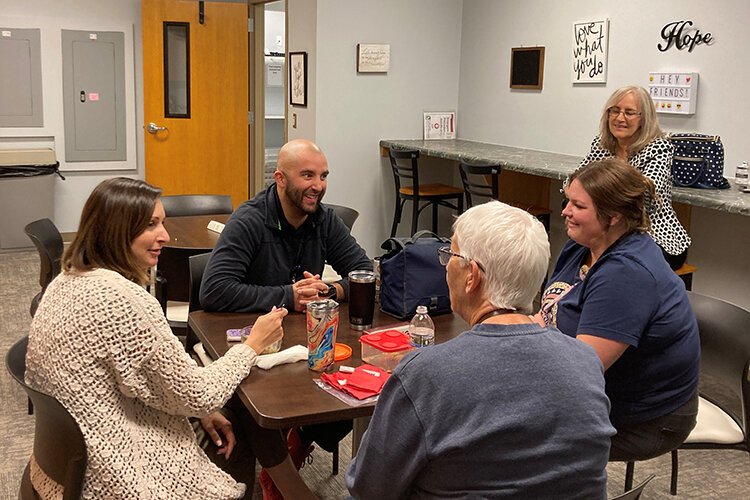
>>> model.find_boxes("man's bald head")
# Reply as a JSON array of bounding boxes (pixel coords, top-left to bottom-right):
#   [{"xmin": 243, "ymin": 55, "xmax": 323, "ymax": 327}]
[
  {"xmin": 273, "ymin": 139, "xmax": 329, "ymax": 225},
  {"xmin": 277, "ymin": 139, "xmax": 326, "ymax": 174}
]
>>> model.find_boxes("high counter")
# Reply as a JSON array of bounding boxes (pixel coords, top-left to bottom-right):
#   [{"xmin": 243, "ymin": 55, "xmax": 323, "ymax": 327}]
[{"xmin": 380, "ymin": 139, "xmax": 750, "ymax": 217}]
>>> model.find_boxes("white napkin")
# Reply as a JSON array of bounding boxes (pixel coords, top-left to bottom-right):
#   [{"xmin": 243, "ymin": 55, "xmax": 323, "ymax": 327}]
[{"xmin": 255, "ymin": 345, "xmax": 308, "ymax": 370}]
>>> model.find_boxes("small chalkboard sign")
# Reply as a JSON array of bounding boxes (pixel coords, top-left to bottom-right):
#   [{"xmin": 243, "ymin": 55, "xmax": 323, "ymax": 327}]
[{"xmin": 510, "ymin": 47, "xmax": 545, "ymax": 90}]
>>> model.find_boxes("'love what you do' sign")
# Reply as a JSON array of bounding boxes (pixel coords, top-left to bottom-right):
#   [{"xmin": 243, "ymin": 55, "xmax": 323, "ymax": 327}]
[{"xmin": 572, "ymin": 20, "xmax": 609, "ymax": 83}]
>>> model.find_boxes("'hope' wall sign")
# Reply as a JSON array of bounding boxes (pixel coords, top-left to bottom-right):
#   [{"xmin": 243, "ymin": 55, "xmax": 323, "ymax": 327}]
[{"xmin": 658, "ymin": 20, "xmax": 713, "ymax": 52}]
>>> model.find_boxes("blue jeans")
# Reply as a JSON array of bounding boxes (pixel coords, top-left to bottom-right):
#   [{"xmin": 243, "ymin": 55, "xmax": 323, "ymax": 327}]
[{"xmin": 609, "ymin": 393, "xmax": 698, "ymax": 461}]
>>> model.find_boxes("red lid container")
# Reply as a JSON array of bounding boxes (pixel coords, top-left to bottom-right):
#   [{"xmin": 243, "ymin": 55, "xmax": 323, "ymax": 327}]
[
  {"xmin": 359, "ymin": 330, "xmax": 415, "ymax": 372},
  {"xmin": 359, "ymin": 330, "xmax": 412, "ymax": 352}
]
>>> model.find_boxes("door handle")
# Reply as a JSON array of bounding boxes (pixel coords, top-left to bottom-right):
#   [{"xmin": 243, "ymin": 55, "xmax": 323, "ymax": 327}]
[{"xmin": 146, "ymin": 122, "xmax": 168, "ymax": 134}]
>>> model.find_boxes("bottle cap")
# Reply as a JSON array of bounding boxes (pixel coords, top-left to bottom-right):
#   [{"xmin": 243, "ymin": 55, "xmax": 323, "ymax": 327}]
[{"xmin": 334, "ymin": 343, "xmax": 352, "ymax": 361}]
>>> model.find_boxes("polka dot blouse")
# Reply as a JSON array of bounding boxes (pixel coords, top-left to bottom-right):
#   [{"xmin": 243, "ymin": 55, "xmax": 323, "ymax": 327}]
[{"xmin": 575, "ymin": 136, "xmax": 691, "ymax": 256}]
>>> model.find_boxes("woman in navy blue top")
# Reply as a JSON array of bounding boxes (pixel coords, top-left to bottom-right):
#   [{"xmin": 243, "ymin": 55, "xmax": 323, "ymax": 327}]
[{"xmin": 540, "ymin": 158, "xmax": 699, "ymax": 461}]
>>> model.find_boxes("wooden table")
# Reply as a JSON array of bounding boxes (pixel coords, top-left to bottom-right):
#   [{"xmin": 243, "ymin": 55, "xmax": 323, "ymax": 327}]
[
  {"xmin": 163, "ymin": 213, "xmax": 230, "ymax": 249},
  {"xmin": 188, "ymin": 305, "xmax": 468, "ymax": 430}
]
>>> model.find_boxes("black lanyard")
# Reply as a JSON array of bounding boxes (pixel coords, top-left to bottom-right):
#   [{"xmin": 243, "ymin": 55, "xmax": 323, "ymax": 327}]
[
  {"xmin": 288, "ymin": 234, "xmax": 308, "ymax": 283},
  {"xmin": 476, "ymin": 308, "xmax": 517, "ymax": 324}
]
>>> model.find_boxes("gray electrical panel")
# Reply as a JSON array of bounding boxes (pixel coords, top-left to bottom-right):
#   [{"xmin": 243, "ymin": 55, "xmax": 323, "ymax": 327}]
[
  {"xmin": 61, "ymin": 30, "xmax": 126, "ymax": 162},
  {"xmin": 0, "ymin": 28, "xmax": 43, "ymax": 127}
]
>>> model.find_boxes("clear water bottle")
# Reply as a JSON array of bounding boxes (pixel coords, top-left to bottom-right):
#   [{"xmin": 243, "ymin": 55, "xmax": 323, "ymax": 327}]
[
  {"xmin": 409, "ymin": 305, "xmax": 435, "ymax": 347},
  {"xmin": 736, "ymin": 161, "xmax": 749, "ymax": 191},
  {"xmin": 372, "ymin": 257, "xmax": 381, "ymax": 304}
]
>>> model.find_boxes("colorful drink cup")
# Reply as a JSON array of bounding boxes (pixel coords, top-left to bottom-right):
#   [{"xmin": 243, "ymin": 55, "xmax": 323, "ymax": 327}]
[{"xmin": 306, "ymin": 299, "xmax": 339, "ymax": 371}]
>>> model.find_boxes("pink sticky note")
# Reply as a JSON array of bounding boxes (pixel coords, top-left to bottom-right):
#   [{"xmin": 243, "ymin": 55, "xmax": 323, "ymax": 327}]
[{"xmin": 89, "ymin": 93, "xmax": 100, "ymax": 101}]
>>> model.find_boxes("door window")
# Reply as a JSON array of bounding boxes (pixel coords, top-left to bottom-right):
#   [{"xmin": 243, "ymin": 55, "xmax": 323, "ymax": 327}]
[{"xmin": 163, "ymin": 22, "xmax": 190, "ymax": 118}]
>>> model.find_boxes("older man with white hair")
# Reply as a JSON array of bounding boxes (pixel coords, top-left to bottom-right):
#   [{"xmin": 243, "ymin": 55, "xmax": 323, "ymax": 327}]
[{"xmin": 347, "ymin": 201, "xmax": 615, "ymax": 499}]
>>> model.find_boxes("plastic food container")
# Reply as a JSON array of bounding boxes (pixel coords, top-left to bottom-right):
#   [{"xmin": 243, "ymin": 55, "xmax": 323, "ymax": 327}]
[{"xmin": 359, "ymin": 330, "xmax": 415, "ymax": 372}]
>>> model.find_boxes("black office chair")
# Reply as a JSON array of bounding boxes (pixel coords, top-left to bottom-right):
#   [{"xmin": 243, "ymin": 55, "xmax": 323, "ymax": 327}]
[
  {"xmin": 24, "ymin": 219, "xmax": 64, "ymax": 317},
  {"xmin": 186, "ymin": 252, "xmax": 212, "ymax": 355},
  {"xmin": 388, "ymin": 148, "xmax": 463, "ymax": 237},
  {"xmin": 160, "ymin": 194, "xmax": 233, "ymax": 217},
  {"xmin": 459, "ymin": 161, "xmax": 551, "ymax": 232},
  {"xmin": 611, "ymin": 474, "xmax": 655, "ymax": 500},
  {"xmin": 6, "ymin": 336, "xmax": 87, "ymax": 500},
  {"xmin": 326, "ymin": 203, "xmax": 359, "ymax": 231},
  {"xmin": 157, "ymin": 246, "xmax": 211, "ymax": 342},
  {"xmin": 666, "ymin": 291, "xmax": 750, "ymax": 494}
]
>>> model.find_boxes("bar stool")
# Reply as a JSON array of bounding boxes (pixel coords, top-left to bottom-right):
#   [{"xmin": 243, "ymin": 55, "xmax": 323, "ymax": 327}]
[
  {"xmin": 388, "ymin": 148, "xmax": 464, "ymax": 237},
  {"xmin": 674, "ymin": 263, "xmax": 697, "ymax": 291},
  {"xmin": 459, "ymin": 161, "xmax": 551, "ymax": 232}
]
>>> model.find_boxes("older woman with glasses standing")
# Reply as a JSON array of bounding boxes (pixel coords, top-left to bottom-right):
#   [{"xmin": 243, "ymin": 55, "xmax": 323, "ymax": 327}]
[{"xmin": 574, "ymin": 85, "xmax": 690, "ymax": 270}]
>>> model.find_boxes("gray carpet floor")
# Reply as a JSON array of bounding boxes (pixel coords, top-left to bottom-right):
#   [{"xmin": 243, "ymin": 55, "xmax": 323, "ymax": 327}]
[{"xmin": 1, "ymin": 250, "xmax": 748, "ymax": 499}]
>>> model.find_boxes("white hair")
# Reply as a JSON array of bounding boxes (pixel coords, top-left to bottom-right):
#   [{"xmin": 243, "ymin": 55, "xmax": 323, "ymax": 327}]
[{"xmin": 452, "ymin": 201, "xmax": 550, "ymax": 314}]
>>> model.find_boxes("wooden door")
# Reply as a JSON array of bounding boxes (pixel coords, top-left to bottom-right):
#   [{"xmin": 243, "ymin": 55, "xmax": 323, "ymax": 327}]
[{"xmin": 142, "ymin": 0, "xmax": 249, "ymax": 207}]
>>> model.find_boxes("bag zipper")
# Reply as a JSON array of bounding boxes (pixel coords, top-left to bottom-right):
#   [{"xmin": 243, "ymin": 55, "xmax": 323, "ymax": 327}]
[{"xmin": 669, "ymin": 135, "xmax": 720, "ymax": 142}]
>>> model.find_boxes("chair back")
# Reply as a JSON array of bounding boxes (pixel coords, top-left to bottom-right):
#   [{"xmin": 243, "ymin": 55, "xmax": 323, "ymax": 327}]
[
  {"xmin": 610, "ymin": 474, "xmax": 655, "ymax": 500},
  {"xmin": 459, "ymin": 161, "xmax": 500, "ymax": 208},
  {"xmin": 158, "ymin": 246, "xmax": 209, "ymax": 303},
  {"xmin": 6, "ymin": 337, "xmax": 87, "ymax": 500},
  {"xmin": 161, "ymin": 194, "xmax": 233, "ymax": 217},
  {"xmin": 24, "ymin": 219, "xmax": 64, "ymax": 291},
  {"xmin": 687, "ymin": 291, "xmax": 750, "ymax": 443},
  {"xmin": 25, "ymin": 219, "xmax": 64, "ymax": 317},
  {"xmin": 326, "ymin": 204, "xmax": 359, "ymax": 231},
  {"xmin": 185, "ymin": 252, "xmax": 212, "ymax": 352},
  {"xmin": 188, "ymin": 252, "xmax": 212, "ymax": 312},
  {"xmin": 388, "ymin": 149, "xmax": 420, "ymax": 195}
]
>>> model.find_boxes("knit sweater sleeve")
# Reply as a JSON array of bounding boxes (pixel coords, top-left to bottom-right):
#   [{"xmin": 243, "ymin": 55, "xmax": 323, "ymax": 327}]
[{"xmin": 106, "ymin": 274, "xmax": 258, "ymax": 417}]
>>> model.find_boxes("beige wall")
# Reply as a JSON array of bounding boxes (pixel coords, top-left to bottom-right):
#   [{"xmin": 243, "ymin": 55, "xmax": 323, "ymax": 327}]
[{"xmin": 458, "ymin": 0, "xmax": 750, "ymax": 308}]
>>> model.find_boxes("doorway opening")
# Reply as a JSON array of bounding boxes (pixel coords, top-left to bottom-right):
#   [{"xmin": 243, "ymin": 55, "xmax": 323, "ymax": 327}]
[{"xmin": 251, "ymin": 0, "xmax": 286, "ymax": 194}]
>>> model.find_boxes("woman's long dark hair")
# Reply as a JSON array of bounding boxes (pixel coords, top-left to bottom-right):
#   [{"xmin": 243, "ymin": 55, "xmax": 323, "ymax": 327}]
[{"xmin": 63, "ymin": 178, "xmax": 162, "ymax": 285}]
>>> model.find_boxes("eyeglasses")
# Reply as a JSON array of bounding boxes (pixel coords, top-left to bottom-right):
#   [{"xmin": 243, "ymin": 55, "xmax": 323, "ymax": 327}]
[
  {"xmin": 608, "ymin": 107, "xmax": 641, "ymax": 119},
  {"xmin": 437, "ymin": 246, "xmax": 486, "ymax": 272}
]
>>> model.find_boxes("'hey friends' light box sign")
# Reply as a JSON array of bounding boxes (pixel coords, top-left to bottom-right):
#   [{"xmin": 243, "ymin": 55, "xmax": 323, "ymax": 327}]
[{"xmin": 648, "ymin": 72, "xmax": 699, "ymax": 115}]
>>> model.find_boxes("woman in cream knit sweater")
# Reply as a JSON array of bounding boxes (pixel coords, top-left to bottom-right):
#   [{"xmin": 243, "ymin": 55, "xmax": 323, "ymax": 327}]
[{"xmin": 24, "ymin": 178, "xmax": 295, "ymax": 499}]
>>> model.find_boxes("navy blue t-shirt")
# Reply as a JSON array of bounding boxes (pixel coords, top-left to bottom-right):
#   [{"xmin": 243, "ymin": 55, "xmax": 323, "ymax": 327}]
[{"xmin": 542, "ymin": 232, "xmax": 700, "ymax": 426}]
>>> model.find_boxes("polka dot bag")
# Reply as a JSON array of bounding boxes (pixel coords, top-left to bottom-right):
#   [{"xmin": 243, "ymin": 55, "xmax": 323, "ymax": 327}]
[{"xmin": 669, "ymin": 133, "xmax": 730, "ymax": 189}]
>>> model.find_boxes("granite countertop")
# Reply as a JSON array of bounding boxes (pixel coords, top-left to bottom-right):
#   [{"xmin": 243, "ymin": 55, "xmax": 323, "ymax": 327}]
[{"xmin": 380, "ymin": 139, "xmax": 750, "ymax": 217}]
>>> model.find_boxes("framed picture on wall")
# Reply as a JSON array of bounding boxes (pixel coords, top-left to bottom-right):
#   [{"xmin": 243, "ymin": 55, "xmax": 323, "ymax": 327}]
[
  {"xmin": 357, "ymin": 43, "xmax": 390, "ymax": 72},
  {"xmin": 289, "ymin": 51, "xmax": 307, "ymax": 106},
  {"xmin": 572, "ymin": 20, "xmax": 609, "ymax": 83},
  {"xmin": 510, "ymin": 46, "xmax": 545, "ymax": 90}
]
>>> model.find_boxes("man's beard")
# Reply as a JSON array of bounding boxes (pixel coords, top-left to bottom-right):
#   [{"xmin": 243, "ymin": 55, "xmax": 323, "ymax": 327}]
[{"xmin": 286, "ymin": 184, "xmax": 325, "ymax": 215}]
